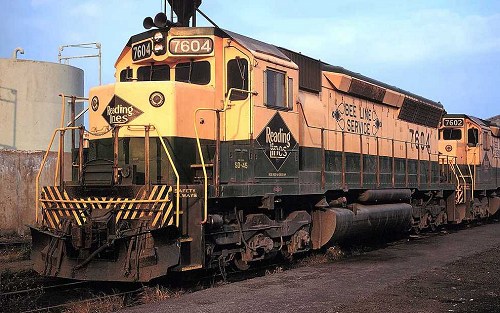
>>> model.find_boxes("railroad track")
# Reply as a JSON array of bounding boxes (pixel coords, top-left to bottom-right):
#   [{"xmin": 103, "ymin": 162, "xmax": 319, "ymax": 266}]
[{"xmin": 2, "ymin": 218, "xmax": 497, "ymax": 313}]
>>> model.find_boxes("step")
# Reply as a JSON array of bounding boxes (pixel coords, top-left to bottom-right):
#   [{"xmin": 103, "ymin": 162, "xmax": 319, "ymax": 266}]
[
  {"xmin": 178, "ymin": 237, "xmax": 193, "ymax": 243},
  {"xmin": 190, "ymin": 163, "xmax": 214, "ymax": 169},
  {"xmin": 171, "ymin": 264, "xmax": 203, "ymax": 272}
]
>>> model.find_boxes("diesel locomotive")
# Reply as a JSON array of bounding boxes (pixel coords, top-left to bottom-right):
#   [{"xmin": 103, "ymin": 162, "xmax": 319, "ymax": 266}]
[{"xmin": 30, "ymin": 0, "xmax": 500, "ymax": 282}]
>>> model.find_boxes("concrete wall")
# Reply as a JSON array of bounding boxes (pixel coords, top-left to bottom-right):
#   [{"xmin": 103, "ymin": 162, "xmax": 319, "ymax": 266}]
[
  {"xmin": 0, "ymin": 58, "xmax": 84, "ymax": 152},
  {"xmin": 0, "ymin": 150, "xmax": 73, "ymax": 235}
]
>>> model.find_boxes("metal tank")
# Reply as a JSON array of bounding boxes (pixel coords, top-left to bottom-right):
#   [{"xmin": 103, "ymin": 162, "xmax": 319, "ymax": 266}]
[
  {"xmin": 0, "ymin": 54, "xmax": 84, "ymax": 235},
  {"xmin": 0, "ymin": 56, "xmax": 84, "ymax": 151}
]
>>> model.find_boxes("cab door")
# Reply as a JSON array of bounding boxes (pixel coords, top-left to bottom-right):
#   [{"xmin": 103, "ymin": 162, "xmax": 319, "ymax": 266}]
[{"xmin": 220, "ymin": 48, "xmax": 253, "ymax": 185}]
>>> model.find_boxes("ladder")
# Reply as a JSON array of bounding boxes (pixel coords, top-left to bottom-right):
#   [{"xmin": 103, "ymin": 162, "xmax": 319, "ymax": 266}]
[{"xmin": 448, "ymin": 159, "xmax": 474, "ymax": 205}]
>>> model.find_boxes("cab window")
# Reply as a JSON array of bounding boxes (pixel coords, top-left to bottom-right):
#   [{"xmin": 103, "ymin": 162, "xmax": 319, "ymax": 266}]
[
  {"xmin": 175, "ymin": 61, "xmax": 211, "ymax": 85},
  {"xmin": 227, "ymin": 58, "xmax": 249, "ymax": 100},
  {"xmin": 120, "ymin": 68, "xmax": 132, "ymax": 82},
  {"xmin": 137, "ymin": 64, "xmax": 170, "ymax": 81},
  {"xmin": 483, "ymin": 131, "xmax": 491, "ymax": 150},
  {"xmin": 468, "ymin": 128, "xmax": 479, "ymax": 146},
  {"xmin": 264, "ymin": 68, "xmax": 287, "ymax": 109},
  {"xmin": 441, "ymin": 128, "xmax": 462, "ymax": 140}
]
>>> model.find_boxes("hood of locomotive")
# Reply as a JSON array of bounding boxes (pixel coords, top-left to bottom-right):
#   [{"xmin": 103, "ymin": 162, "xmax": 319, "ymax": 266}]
[{"xmin": 88, "ymin": 81, "xmax": 216, "ymax": 140}]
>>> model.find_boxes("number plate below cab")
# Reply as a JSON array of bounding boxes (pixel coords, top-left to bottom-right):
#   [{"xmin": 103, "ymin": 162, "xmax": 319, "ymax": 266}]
[{"xmin": 132, "ymin": 40, "xmax": 152, "ymax": 62}]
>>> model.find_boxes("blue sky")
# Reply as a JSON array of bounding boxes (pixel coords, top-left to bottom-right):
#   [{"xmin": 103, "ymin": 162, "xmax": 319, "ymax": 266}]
[{"xmin": 1, "ymin": 0, "xmax": 499, "ymax": 119}]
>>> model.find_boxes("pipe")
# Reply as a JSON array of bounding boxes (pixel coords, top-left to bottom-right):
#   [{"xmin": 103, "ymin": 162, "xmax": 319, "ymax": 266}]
[{"xmin": 12, "ymin": 47, "xmax": 24, "ymax": 59}]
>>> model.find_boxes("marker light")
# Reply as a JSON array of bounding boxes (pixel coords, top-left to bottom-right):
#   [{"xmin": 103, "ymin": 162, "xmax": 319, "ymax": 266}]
[
  {"xmin": 154, "ymin": 43, "xmax": 165, "ymax": 55},
  {"xmin": 153, "ymin": 32, "xmax": 164, "ymax": 43},
  {"xmin": 149, "ymin": 91, "xmax": 165, "ymax": 107}
]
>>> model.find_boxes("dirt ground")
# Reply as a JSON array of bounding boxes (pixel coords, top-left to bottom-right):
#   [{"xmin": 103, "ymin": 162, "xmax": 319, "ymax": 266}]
[
  {"xmin": 333, "ymin": 246, "xmax": 500, "ymax": 313},
  {"xmin": 121, "ymin": 222, "xmax": 500, "ymax": 313},
  {"xmin": 2, "ymin": 224, "xmax": 499, "ymax": 313}
]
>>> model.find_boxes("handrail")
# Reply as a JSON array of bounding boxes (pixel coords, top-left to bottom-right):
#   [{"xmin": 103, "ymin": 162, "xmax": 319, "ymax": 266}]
[
  {"xmin": 36, "ymin": 124, "xmax": 182, "ymax": 228},
  {"xmin": 454, "ymin": 161, "xmax": 468, "ymax": 204},
  {"xmin": 35, "ymin": 126, "xmax": 81, "ymax": 224},
  {"xmin": 120, "ymin": 124, "xmax": 181, "ymax": 227},
  {"xmin": 467, "ymin": 157, "xmax": 475, "ymax": 204},
  {"xmin": 54, "ymin": 94, "xmax": 67, "ymax": 185},
  {"xmin": 193, "ymin": 88, "xmax": 257, "ymax": 224}
]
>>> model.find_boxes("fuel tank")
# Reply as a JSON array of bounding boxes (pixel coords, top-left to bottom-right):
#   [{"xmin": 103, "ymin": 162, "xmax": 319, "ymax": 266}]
[
  {"xmin": 312, "ymin": 203, "xmax": 413, "ymax": 248},
  {"xmin": 358, "ymin": 189, "xmax": 412, "ymax": 203}
]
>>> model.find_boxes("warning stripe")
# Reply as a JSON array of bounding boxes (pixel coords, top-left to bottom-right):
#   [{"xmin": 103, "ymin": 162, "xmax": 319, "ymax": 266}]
[
  {"xmin": 152, "ymin": 186, "xmax": 169, "ymax": 227},
  {"xmin": 38, "ymin": 185, "xmax": 177, "ymax": 229},
  {"xmin": 64, "ymin": 190, "xmax": 83, "ymax": 225}
]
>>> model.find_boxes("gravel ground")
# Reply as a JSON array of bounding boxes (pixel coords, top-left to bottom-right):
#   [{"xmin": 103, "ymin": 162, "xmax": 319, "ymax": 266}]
[{"xmin": 120, "ymin": 222, "xmax": 500, "ymax": 313}]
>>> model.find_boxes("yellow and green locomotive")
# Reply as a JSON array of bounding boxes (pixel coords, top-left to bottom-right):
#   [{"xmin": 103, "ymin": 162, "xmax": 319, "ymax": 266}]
[{"xmin": 30, "ymin": 0, "xmax": 500, "ymax": 282}]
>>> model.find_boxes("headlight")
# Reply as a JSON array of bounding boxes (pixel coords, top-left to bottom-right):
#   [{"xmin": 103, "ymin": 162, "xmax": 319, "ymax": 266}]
[
  {"xmin": 149, "ymin": 91, "xmax": 165, "ymax": 107},
  {"xmin": 153, "ymin": 32, "xmax": 164, "ymax": 43},
  {"xmin": 153, "ymin": 43, "xmax": 165, "ymax": 55}
]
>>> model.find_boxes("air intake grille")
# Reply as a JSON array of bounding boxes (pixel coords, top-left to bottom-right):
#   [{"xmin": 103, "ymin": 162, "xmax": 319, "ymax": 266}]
[
  {"xmin": 398, "ymin": 97, "xmax": 443, "ymax": 128},
  {"xmin": 348, "ymin": 79, "xmax": 386, "ymax": 102}
]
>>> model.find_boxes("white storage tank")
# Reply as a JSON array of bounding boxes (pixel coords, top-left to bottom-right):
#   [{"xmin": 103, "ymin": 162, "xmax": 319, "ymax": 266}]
[{"xmin": 0, "ymin": 57, "xmax": 84, "ymax": 151}]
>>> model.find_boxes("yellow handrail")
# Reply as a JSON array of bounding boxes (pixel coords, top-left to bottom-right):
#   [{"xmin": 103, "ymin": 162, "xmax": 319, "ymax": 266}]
[
  {"xmin": 54, "ymin": 94, "xmax": 67, "ymax": 185},
  {"xmin": 36, "ymin": 124, "xmax": 182, "ymax": 228},
  {"xmin": 119, "ymin": 124, "xmax": 181, "ymax": 227},
  {"xmin": 35, "ymin": 126, "xmax": 81, "ymax": 224},
  {"xmin": 154, "ymin": 129, "xmax": 181, "ymax": 227}
]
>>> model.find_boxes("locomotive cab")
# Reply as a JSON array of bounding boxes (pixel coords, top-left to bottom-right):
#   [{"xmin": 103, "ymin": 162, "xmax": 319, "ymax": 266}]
[{"xmin": 438, "ymin": 114, "xmax": 500, "ymax": 219}]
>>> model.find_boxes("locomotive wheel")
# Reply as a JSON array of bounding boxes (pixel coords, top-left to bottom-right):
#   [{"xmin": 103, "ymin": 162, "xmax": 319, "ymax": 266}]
[{"xmin": 234, "ymin": 255, "xmax": 250, "ymax": 271}]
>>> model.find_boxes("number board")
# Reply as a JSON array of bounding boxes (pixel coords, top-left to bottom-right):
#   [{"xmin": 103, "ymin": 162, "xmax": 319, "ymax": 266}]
[
  {"xmin": 169, "ymin": 37, "xmax": 214, "ymax": 55},
  {"xmin": 443, "ymin": 118, "xmax": 464, "ymax": 127},
  {"xmin": 132, "ymin": 40, "xmax": 152, "ymax": 62}
]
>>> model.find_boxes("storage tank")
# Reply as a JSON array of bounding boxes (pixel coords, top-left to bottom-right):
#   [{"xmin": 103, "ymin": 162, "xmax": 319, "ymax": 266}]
[
  {"xmin": 0, "ymin": 55, "xmax": 84, "ymax": 235},
  {"xmin": 0, "ymin": 57, "xmax": 84, "ymax": 151}
]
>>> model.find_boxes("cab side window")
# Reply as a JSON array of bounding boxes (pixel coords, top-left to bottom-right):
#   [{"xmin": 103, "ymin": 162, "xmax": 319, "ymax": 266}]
[
  {"xmin": 227, "ymin": 58, "xmax": 249, "ymax": 100},
  {"xmin": 483, "ymin": 131, "xmax": 491, "ymax": 150},
  {"xmin": 264, "ymin": 68, "xmax": 286, "ymax": 109},
  {"xmin": 120, "ymin": 68, "xmax": 133, "ymax": 82},
  {"xmin": 468, "ymin": 128, "xmax": 479, "ymax": 146},
  {"xmin": 264, "ymin": 68, "xmax": 293, "ymax": 110}
]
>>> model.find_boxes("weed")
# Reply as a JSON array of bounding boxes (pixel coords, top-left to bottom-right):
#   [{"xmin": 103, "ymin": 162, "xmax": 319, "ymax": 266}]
[
  {"xmin": 265, "ymin": 266, "xmax": 283, "ymax": 276},
  {"xmin": 62, "ymin": 294, "xmax": 125, "ymax": 313},
  {"xmin": 138, "ymin": 286, "xmax": 184, "ymax": 304}
]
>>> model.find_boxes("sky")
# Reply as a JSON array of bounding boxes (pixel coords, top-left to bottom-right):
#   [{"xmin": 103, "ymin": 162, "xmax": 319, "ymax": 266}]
[{"xmin": 1, "ymin": 0, "xmax": 499, "ymax": 119}]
